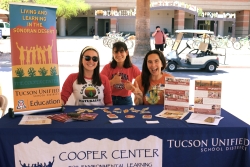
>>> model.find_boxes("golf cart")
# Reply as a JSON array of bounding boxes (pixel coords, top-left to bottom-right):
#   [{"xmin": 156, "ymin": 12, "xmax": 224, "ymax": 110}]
[{"xmin": 165, "ymin": 30, "xmax": 220, "ymax": 72}]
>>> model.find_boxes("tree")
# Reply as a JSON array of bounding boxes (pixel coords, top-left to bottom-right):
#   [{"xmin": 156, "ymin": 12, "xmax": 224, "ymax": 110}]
[
  {"xmin": 0, "ymin": 0, "xmax": 29, "ymax": 20},
  {"xmin": 0, "ymin": 0, "xmax": 90, "ymax": 19},
  {"xmin": 33, "ymin": 0, "xmax": 90, "ymax": 19},
  {"xmin": 0, "ymin": 0, "xmax": 29, "ymax": 10},
  {"xmin": 133, "ymin": 0, "xmax": 151, "ymax": 58}
]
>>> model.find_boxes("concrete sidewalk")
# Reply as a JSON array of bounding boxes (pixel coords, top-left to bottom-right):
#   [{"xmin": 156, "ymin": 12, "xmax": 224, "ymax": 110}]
[{"xmin": 0, "ymin": 37, "xmax": 250, "ymax": 68}]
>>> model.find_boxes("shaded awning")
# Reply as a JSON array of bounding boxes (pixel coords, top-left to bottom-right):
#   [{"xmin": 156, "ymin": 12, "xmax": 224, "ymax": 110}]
[{"xmin": 0, "ymin": 9, "xmax": 9, "ymax": 15}]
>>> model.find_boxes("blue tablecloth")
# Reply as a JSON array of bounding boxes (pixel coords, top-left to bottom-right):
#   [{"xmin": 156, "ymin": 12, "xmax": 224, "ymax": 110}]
[{"xmin": 0, "ymin": 105, "xmax": 249, "ymax": 167}]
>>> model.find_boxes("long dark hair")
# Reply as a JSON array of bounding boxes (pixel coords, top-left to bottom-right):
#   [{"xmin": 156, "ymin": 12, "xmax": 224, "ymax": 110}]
[
  {"xmin": 77, "ymin": 46, "xmax": 102, "ymax": 86},
  {"xmin": 110, "ymin": 41, "xmax": 132, "ymax": 68},
  {"xmin": 141, "ymin": 50, "xmax": 167, "ymax": 95}
]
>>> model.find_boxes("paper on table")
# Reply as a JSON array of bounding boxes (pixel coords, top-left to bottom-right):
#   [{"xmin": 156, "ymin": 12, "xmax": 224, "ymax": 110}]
[
  {"xmin": 146, "ymin": 120, "xmax": 159, "ymax": 124},
  {"xmin": 155, "ymin": 110, "xmax": 189, "ymax": 120},
  {"xmin": 109, "ymin": 119, "xmax": 124, "ymax": 124},
  {"xmin": 19, "ymin": 115, "xmax": 52, "ymax": 125},
  {"xmin": 186, "ymin": 113, "xmax": 223, "ymax": 125}
]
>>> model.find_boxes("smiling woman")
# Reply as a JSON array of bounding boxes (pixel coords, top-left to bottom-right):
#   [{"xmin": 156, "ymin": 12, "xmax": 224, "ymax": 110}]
[
  {"xmin": 61, "ymin": 46, "xmax": 112, "ymax": 106},
  {"xmin": 100, "ymin": 41, "xmax": 141, "ymax": 105},
  {"xmin": 132, "ymin": 50, "xmax": 173, "ymax": 105}
]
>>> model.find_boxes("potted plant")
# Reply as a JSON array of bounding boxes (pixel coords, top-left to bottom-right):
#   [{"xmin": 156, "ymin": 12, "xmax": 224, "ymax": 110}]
[{"xmin": 197, "ymin": 8, "xmax": 203, "ymax": 17}]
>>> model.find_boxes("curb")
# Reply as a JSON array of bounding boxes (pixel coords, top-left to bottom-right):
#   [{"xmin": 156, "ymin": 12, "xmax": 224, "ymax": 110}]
[
  {"xmin": 218, "ymin": 63, "xmax": 250, "ymax": 68},
  {"xmin": 218, "ymin": 66, "xmax": 250, "ymax": 68}
]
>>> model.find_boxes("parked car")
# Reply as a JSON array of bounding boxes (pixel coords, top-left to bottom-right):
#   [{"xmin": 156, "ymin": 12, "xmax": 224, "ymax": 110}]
[
  {"xmin": 0, "ymin": 22, "xmax": 10, "ymax": 39},
  {"xmin": 165, "ymin": 29, "xmax": 223, "ymax": 72}
]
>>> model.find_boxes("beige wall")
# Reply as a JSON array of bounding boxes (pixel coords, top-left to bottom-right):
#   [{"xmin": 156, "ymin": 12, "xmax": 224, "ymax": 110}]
[
  {"xmin": 117, "ymin": 19, "xmax": 135, "ymax": 33},
  {"xmin": 150, "ymin": 10, "xmax": 173, "ymax": 34},
  {"xmin": 85, "ymin": 0, "xmax": 250, "ymax": 12}
]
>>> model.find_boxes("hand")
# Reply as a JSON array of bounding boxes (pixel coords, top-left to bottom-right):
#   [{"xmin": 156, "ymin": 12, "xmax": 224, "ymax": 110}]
[
  {"xmin": 111, "ymin": 72, "xmax": 121, "ymax": 85},
  {"xmin": 131, "ymin": 81, "xmax": 143, "ymax": 105},
  {"xmin": 124, "ymin": 80, "xmax": 133, "ymax": 90},
  {"xmin": 132, "ymin": 81, "xmax": 142, "ymax": 95},
  {"xmin": 61, "ymin": 100, "xmax": 65, "ymax": 106}
]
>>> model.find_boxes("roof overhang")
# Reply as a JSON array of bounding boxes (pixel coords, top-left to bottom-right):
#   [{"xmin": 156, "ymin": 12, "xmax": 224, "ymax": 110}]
[{"xmin": 0, "ymin": 9, "xmax": 9, "ymax": 15}]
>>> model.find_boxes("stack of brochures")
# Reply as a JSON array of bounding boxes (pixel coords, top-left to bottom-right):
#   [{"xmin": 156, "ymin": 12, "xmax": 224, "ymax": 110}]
[{"xmin": 186, "ymin": 113, "xmax": 224, "ymax": 125}]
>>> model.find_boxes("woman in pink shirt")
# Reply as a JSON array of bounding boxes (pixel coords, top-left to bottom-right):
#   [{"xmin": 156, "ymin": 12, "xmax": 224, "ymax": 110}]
[{"xmin": 101, "ymin": 42, "xmax": 141, "ymax": 105}]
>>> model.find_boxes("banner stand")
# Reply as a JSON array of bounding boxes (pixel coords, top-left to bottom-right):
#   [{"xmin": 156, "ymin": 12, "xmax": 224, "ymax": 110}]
[
  {"xmin": 9, "ymin": 3, "xmax": 61, "ymax": 116},
  {"xmin": 8, "ymin": 106, "xmax": 65, "ymax": 118}
]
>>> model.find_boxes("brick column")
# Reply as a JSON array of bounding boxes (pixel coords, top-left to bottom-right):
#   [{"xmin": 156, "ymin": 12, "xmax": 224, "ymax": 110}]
[
  {"xmin": 235, "ymin": 10, "xmax": 250, "ymax": 37},
  {"xmin": 0, "ymin": 14, "xmax": 8, "ymax": 22},
  {"xmin": 174, "ymin": 10, "xmax": 185, "ymax": 32},
  {"xmin": 110, "ymin": 7, "xmax": 117, "ymax": 33},
  {"xmin": 110, "ymin": 18, "xmax": 117, "ymax": 33}
]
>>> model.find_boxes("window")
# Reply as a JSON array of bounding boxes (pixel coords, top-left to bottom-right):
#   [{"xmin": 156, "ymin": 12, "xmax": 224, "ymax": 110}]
[{"xmin": 4, "ymin": 23, "xmax": 10, "ymax": 28}]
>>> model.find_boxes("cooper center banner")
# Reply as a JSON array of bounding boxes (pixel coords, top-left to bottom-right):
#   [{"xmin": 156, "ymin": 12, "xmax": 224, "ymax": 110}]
[
  {"xmin": 14, "ymin": 136, "xmax": 163, "ymax": 167},
  {"xmin": 9, "ymin": 3, "xmax": 60, "ymax": 112}
]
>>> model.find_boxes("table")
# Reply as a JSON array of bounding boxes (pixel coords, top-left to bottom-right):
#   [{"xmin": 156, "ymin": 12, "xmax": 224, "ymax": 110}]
[{"xmin": 0, "ymin": 105, "xmax": 249, "ymax": 167}]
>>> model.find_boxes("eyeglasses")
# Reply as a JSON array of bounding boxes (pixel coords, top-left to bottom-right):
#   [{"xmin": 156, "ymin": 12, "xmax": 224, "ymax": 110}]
[
  {"xmin": 113, "ymin": 50, "xmax": 125, "ymax": 54},
  {"xmin": 82, "ymin": 55, "xmax": 99, "ymax": 62}
]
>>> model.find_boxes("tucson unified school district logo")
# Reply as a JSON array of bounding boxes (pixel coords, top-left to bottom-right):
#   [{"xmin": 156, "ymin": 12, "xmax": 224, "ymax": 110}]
[
  {"xmin": 167, "ymin": 137, "xmax": 249, "ymax": 152},
  {"xmin": 16, "ymin": 100, "xmax": 27, "ymax": 110}
]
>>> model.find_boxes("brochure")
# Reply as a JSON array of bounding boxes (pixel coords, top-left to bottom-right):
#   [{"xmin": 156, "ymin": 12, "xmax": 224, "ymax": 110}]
[
  {"xmin": 47, "ymin": 112, "xmax": 98, "ymax": 123},
  {"xmin": 155, "ymin": 110, "xmax": 189, "ymax": 120},
  {"xmin": 47, "ymin": 113, "xmax": 73, "ymax": 123},
  {"xmin": 157, "ymin": 77, "xmax": 190, "ymax": 120},
  {"xmin": 194, "ymin": 80, "xmax": 222, "ymax": 115},
  {"xmin": 186, "ymin": 113, "xmax": 224, "ymax": 125},
  {"xmin": 19, "ymin": 115, "xmax": 52, "ymax": 125},
  {"xmin": 69, "ymin": 113, "xmax": 98, "ymax": 121}
]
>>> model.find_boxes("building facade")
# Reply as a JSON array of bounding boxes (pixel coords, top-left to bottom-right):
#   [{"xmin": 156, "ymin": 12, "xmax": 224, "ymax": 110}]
[
  {"xmin": 1, "ymin": 0, "xmax": 250, "ymax": 37},
  {"xmin": 57, "ymin": 0, "xmax": 250, "ymax": 38}
]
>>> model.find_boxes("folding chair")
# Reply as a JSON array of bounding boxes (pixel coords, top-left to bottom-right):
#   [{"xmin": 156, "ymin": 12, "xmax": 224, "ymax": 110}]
[{"xmin": 0, "ymin": 95, "xmax": 8, "ymax": 118}]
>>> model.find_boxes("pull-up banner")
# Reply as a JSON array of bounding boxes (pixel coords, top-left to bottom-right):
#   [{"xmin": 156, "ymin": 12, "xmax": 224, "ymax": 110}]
[{"xmin": 9, "ymin": 3, "xmax": 60, "ymax": 112}]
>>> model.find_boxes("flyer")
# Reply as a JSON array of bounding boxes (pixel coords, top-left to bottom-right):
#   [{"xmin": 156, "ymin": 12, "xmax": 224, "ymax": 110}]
[
  {"xmin": 194, "ymin": 80, "xmax": 222, "ymax": 115},
  {"xmin": 19, "ymin": 115, "xmax": 52, "ymax": 125},
  {"xmin": 156, "ymin": 77, "xmax": 190, "ymax": 120}
]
